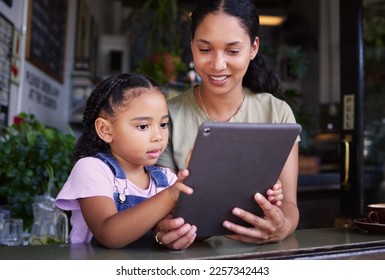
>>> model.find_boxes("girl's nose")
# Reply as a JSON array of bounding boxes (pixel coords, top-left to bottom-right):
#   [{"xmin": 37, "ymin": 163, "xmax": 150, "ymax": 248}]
[{"xmin": 151, "ymin": 128, "xmax": 163, "ymax": 142}]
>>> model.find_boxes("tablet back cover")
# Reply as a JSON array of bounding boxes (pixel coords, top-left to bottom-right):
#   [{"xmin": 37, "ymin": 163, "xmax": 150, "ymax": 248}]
[{"xmin": 173, "ymin": 122, "xmax": 301, "ymax": 237}]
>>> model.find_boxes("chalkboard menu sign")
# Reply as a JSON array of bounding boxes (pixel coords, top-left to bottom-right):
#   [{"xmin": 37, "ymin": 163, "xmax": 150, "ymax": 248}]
[
  {"xmin": 26, "ymin": 0, "xmax": 68, "ymax": 83},
  {"xmin": 0, "ymin": 13, "xmax": 13, "ymax": 126}
]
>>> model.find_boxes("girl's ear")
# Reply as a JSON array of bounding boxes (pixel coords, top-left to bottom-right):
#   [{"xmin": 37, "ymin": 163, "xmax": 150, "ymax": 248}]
[{"xmin": 95, "ymin": 117, "xmax": 113, "ymax": 143}]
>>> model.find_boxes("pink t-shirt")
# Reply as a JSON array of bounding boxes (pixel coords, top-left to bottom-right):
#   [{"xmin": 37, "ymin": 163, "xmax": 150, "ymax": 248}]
[{"xmin": 55, "ymin": 157, "xmax": 177, "ymax": 243}]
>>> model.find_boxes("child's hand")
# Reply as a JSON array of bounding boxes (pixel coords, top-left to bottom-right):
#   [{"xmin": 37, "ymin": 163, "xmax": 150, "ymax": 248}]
[
  {"xmin": 266, "ymin": 180, "xmax": 283, "ymax": 207},
  {"xmin": 168, "ymin": 169, "xmax": 193, "ymax": 203},
  {"xmin": 153, "ymin": 215, "xmax": 197, "ymax": 250}
]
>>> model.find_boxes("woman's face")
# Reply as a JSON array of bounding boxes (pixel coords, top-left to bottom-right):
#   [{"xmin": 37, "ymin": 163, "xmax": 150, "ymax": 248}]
[{"xmin": 191, "ymin": 12, "xmax": 259, "ymax": 95}]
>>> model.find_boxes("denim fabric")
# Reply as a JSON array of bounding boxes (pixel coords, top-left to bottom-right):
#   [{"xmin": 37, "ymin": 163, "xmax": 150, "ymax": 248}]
[
  {"xmin": 95, "ymin": 153, "xmax": 168, "ymax": 209},
  {"xmin": 113, "ymin": 193, "xmax": 147, "ymax": 211},
  {"xmin": 94, "ymin": 153, "xmax": 169, "ymax": 241}
]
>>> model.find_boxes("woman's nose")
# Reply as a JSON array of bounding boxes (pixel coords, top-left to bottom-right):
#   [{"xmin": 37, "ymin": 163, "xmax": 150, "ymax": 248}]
[{"xmin": 212, "ymin": 52, "xmax": 227, "ymax": 71}]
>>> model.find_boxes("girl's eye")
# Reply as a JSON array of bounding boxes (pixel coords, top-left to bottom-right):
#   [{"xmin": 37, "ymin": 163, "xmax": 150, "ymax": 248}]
[
  {"xmin": 160, "ymin": 122, "xmax": 169, "ymax": 129},
  {"xmin": 137, "ymin": 124, "xmax": 149, "ymax": 131}
]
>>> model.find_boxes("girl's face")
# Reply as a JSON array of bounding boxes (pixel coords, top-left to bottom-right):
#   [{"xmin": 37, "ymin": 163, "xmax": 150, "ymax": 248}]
[
  {"xmin": 103, "ymin": 89, "xmax": 169, "ymax": 168},
  {"xmin": 191, "ymin": 12, "xmax": 259, "ymax": 95}
]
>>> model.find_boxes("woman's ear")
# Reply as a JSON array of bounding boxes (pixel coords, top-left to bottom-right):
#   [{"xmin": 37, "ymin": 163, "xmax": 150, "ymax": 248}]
[
  {"xmin": 95, "ymin": 117, "xmax": 112, "ymax": 143},
  {"xmin": 251, "ymin": 36, "xmax": 260, "ymax": 59}
]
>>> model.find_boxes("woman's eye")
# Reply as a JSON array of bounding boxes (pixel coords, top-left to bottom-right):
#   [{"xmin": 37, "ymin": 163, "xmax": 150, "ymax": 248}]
[
  {"xmin": 227, "ymin": 49, "xmax": 240, "ymax": 55},
  {"xmin": 199, "ymin": 48, "xmax": 210, "ymax": 53}
]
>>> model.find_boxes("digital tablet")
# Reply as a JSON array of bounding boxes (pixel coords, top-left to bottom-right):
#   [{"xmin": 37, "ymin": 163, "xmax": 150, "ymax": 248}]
[{"xmin": 172, "ymin": 122, "xmax": 301, "ymax": 237}]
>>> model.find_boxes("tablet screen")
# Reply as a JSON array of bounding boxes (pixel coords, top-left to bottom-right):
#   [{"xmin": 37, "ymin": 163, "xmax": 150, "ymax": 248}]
[{"xmin": 173, "ymin": 122, "xmax": 301, "ymax": 237}]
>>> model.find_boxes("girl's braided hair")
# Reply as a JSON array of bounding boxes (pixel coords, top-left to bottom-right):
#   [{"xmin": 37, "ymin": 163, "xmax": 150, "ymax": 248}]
[
  {"xmin": 73, "ymin": 73, "xmax": 165, "ymax": 162},
  {"xmin": 190, "ymin": 0, "xmax": 282, "ymax": 97}
]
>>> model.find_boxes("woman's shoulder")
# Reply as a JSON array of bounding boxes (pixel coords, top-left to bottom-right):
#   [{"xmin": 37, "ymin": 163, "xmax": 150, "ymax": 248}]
[
  {"xmin": 167, "ymin": 87, "xmax": 195, "ymax": 108},
  {"xmin": 166, "ymin": 87, "xmax": 200, "ymax": 120},
  {"xmin": 244, "ymin": 89, "xmax": 295, "ymax": 123},
  {"xmin": 247, "ymin": 89, "xmax": 290, "ymax": 109}
]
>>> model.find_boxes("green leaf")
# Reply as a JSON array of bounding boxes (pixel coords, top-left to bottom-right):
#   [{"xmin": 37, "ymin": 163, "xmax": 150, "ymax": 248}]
[{"xmin": 0, "ymin": 113, "xmax": 76, "ymax": 230}]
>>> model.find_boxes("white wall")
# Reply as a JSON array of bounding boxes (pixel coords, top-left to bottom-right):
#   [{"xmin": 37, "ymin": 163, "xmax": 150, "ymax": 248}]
[
  {"xmin": 1, "ymin": 0, "xmax": 77, "ymax": 132},
  {"xmin": 0, "ymin": 0, "xmax": 118, "ymax": 132}
]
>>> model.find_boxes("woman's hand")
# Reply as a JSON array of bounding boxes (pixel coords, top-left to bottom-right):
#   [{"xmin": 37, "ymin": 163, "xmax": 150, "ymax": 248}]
[
  {"xmin": 223, "ymin": 144, "xmax": 299, "ymax": 244},
  {"xmin": 222, "ymin": 193, "xmax": 297, "ymax": 244},
  {"xmin": 153, "ymin": 215, "xmax": 197, "ymax": 250}
]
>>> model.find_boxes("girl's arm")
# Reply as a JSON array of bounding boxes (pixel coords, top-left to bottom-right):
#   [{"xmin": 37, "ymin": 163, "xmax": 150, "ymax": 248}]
[{"xmin": 79, "ymin": 170, "xmax": 193, "ymax": 249}]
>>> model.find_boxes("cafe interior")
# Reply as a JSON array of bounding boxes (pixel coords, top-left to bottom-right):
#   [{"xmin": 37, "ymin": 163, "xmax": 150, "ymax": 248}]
[{"xmin": 1, "ymin": 0, "xmax": 385, "ymax": 259}]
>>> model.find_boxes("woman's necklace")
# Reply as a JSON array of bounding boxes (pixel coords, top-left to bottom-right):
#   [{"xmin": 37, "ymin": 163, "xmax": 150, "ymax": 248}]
[{"xmin": 198, "ymin": 85, "xmax": 245, "ymax": 122}]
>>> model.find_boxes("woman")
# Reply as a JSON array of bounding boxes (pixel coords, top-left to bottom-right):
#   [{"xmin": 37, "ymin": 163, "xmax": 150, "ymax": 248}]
[{"xmin": 155, "ymin": 0, "xmax": 300, "ymax": 248}]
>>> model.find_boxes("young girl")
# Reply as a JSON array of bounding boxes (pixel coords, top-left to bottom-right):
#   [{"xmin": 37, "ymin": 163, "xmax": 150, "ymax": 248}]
[{"xmin": 55, "ymin": 73, "xmax": 196, "ymax": 249}]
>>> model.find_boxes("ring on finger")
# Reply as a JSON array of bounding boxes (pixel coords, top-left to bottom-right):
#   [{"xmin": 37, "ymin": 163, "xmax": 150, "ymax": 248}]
[{"xmin": 155, "ymin": 232, "xmax": 163, "ymax": 245}]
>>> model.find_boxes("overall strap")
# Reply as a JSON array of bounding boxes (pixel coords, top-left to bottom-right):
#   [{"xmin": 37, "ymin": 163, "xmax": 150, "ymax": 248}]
[
  {"xmin": 95, "ymin": 152, "xmax": 126, "ymax": 179},
  {"xmin": 144, "ymin": 166, "xmax": 169, "ymax": 187},
  {"xmin": 95, "ymin": 153, "xmax": 169, "ymax": 187}
]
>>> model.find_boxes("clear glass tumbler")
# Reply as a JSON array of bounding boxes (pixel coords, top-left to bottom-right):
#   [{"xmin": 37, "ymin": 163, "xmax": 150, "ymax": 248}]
[{"xmin": 0, "ymin": 218, "xmax": 23, "ymax": 246}]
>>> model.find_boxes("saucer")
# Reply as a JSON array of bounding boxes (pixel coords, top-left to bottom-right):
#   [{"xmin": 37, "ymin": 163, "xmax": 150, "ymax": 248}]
[{"xmin": 353, "ymin": 218, "xmax": 385, "ymax": 234}]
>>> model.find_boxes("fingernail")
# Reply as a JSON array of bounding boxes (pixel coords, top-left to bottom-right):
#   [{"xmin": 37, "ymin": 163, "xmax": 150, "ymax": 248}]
[{"xmin": 233, "ymin": 208, "xmax": 241, "ymax": 215}]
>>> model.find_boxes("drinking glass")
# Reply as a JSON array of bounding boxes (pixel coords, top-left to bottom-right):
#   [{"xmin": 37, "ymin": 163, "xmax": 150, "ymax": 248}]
[
  {"xmin": 0, "ymin": 208, "xmax": 11, "ymax": 233},
  {"xmin": 0, "ymin": 218, "xmax": 23, "ymax": 246}
]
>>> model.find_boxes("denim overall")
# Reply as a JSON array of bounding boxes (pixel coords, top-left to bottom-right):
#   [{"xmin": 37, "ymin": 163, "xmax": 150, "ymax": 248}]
[{"xmin": 94, "ymin": 152, "xmax": 169, "ymax": 243}]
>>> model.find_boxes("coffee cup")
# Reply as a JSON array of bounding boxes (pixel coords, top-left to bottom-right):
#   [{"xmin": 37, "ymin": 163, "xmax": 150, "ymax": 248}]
[{"xmin": 367, "ymin": 203, "xmax": 385, "ymax": 224}]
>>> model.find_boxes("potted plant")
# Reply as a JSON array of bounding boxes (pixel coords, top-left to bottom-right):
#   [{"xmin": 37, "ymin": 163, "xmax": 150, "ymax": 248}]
[
  {"xmin": 0, "ymin": 113, "xmax": 76, "ymax": 230},
  {"xmin": 127, "ymin": 0, "xmax": 187, "ymax": 85}
]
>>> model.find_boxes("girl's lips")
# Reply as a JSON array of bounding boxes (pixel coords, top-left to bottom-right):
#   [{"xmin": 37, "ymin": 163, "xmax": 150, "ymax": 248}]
[{"xmin": 147, "ymin": 148, "xmax": 162, "ymax": 159}]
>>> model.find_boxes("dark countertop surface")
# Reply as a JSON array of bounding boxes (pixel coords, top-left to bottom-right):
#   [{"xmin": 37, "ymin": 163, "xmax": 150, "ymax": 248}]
[{"xmin": 1, "ymin": 227, "xmax": 385, "ymax": 260}]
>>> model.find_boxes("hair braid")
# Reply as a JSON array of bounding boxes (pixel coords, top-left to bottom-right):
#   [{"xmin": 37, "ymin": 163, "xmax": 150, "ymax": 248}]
[
  {"xmin": 72, "ymin": 73, "xmax": 164, "ymax": 162},
  {"xmin": 73, "ymin": 75, "xmax": 119, "ymax": 161}
]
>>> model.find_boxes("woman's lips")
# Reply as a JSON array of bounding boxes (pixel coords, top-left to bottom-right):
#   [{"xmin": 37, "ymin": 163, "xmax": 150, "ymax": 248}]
[{"xmin": 208, "ymin": 75, "xmax": 229, "ymax": 85}]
